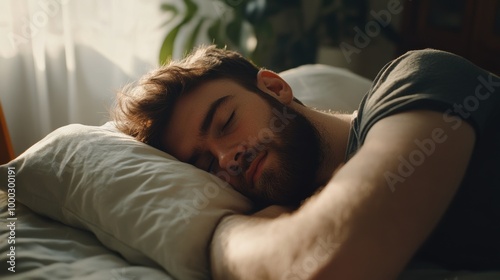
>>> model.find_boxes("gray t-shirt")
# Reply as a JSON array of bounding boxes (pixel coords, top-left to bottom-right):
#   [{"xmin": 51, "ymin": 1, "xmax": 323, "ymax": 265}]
[{"xmin": 345, "ymin": 49, "xmax": 500, "ymax": 270}]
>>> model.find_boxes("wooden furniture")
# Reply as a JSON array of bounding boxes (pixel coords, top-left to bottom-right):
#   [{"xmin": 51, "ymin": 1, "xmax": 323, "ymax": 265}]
[
  {"xmin": 0, "ymin": 102, "xmax": 14, "ymax": 164},
  {"xmin": 399, "ymin": 0, "xmax": 500, "ymax": 75}
]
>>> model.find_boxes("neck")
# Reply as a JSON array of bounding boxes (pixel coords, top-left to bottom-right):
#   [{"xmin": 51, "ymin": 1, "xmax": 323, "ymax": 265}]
[{"xmin": 291, "ymin": 103, "xmax": 355, "ymax": 186}]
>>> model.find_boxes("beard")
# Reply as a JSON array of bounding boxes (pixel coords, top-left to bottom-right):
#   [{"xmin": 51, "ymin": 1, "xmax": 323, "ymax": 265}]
[{"xmin": 237, "ymin": 94, "xmax": 323, "ymax": 207}]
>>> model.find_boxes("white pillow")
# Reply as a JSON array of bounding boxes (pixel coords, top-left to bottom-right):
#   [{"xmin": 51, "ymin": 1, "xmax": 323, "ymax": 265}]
[
  {"xmin": 0, "ymin": 64, "xmax": 371, "ymax": 279},
  {"xmin": 0, "ymin": 122, "xmax": 252, "ymax": 280},
  {"xmin": 280, "ymin": 64, "xmax": 372, "ymax": 112}
]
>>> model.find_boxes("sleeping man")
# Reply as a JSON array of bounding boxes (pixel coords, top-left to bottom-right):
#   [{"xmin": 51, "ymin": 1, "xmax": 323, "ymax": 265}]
[{"xmin": 112, "ymin": 45, "xmax": 500, "ymax": 279}]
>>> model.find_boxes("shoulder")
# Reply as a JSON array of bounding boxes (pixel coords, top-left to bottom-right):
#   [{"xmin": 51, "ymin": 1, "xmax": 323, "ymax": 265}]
[
  {"xmin": 347, "ymin": 49, "xmax": 498, "ymax": 158},
  {"xmin": 373, "ymin": 49, "xmax": 482, "ymax": 87},
  {"xmin": 365, "ymin": 48, "xmax": 498, "ymax": 126},
  {"xmin": 391, "ymin": 48, "xmax": 472, "ymax": 68}
]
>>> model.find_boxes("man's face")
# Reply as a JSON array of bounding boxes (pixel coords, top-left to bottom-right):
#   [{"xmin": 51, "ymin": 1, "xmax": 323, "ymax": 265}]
[{"xmin": 162, "ymin": 76, "xmax": 322, "ymax": 206}]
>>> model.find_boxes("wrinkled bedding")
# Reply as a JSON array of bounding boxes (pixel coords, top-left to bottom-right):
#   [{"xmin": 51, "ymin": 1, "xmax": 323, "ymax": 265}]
[{"xmin": 0, "ymin": 191, "xmax": 172, "ymax": 279}]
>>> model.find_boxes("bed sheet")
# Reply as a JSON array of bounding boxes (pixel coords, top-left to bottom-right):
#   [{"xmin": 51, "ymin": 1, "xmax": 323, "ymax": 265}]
[{"xmin": 0, "ymin": 190, "xmax": 172, "ymax": 280}]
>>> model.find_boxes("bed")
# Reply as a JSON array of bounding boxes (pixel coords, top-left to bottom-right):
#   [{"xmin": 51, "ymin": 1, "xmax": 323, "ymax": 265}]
[{"xmin": 1, "ymin": 65, "xmax": 499, "ymax": 279}]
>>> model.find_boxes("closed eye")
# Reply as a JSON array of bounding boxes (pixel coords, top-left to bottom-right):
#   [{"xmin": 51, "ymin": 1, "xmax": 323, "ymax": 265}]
[
  {"xmin": 204, "ymin": 111, "xmax": 234, "ymax": 173},
  {"xmin": 222, "ymin": 111, "xmax": 235, "ymax": 133}
]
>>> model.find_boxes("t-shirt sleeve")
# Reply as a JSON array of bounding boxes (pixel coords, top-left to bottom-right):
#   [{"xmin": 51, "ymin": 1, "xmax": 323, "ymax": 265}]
[{"xmin": 356, "ymin": 49, "xmax": 500, "ymax": 144}]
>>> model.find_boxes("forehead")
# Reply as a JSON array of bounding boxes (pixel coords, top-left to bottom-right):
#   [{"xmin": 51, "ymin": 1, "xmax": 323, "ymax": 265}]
[{"xmin": 161, "ymin": 79, "xmax": 245, "ymax": 160}]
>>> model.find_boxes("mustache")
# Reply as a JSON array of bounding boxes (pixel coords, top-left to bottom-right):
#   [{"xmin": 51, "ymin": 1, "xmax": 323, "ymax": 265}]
[
  {"xmin": 241, "ymin": 147, "xmax": 265, "ymax": 173},
  {"xmin": 223, "ymin": 145, "xmax": 268, "ymax": 178}
]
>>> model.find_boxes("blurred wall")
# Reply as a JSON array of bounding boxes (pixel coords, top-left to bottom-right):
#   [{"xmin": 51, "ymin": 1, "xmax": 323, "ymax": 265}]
[{"xmin": 316, "ymin": 0, "xmax": 405, "ymax": 80}]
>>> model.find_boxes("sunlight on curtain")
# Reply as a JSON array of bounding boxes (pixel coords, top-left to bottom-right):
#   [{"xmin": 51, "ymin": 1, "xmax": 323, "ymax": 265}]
[{"xmin": 0, "ymin": 0, "xmax": 174, "ymax": 155}]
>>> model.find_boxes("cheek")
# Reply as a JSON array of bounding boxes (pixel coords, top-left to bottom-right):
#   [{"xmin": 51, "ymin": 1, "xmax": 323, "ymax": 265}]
[
  {"xmin": 227, "ymin": 119, "xmax": 267, "ymax": 147},
  {"xmin": 240, "ymin": 109, "xmax": 275, "ymax": 139}
]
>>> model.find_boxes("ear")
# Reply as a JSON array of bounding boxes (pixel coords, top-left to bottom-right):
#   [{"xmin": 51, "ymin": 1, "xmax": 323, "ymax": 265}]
[{"xmin": 256, "ymin": 70, "xmax": 294, "ymax": 104}]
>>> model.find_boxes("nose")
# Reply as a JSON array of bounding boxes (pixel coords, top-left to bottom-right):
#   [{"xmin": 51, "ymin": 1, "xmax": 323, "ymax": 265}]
[{"xmin": 213, "ymin": 143, "xmax": 245, "ymax": 176}]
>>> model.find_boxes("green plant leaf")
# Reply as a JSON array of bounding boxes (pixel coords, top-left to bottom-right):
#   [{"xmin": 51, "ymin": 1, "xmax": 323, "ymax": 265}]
[
  {"xmin": 158, "ymin": 0, "xmax": 199, "ymax": 65},
  {"xmin": 184, "ymin": 0, "xmax": 198, "ymax": 22},
  {"xmin": 159, "ymin": 24, "xmax": 181, "ymax": 65},
  {"xmin": 160, "ymin": 3, "xmax": 178, "ymax": 13}
]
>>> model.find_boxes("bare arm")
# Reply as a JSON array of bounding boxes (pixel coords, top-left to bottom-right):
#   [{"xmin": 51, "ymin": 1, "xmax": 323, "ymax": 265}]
[{"xmin": 210, "ymin": 110, "xmax": 475, "ymax": 280}]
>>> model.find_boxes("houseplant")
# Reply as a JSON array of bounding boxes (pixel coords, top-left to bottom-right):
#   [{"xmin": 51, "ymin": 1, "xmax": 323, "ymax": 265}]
[{"xmin": 159, "ymin": 0, "xmax": 371, "ymax": 71}]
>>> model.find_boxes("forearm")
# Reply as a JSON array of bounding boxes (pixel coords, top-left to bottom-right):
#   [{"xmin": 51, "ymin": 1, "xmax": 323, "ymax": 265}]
[
  {"xmin": 210, "ymin": 207, "xmax": 305, "ymax": 280},
  {"xmin": 210, "ymin": 215, "xmax": 263, "ymax": 279},
  {"xmin": 210, "ymin": 188, "xmax": 362, "ymax": 280}
]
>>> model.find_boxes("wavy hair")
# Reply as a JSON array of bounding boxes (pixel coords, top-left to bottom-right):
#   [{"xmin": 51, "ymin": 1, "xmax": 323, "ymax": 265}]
[{"xmin": 111, "ymin": 45, "xmax": 261, "ymax": 150}]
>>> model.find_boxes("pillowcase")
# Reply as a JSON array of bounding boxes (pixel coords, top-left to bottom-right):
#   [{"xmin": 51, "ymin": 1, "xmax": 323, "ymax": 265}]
[
  {"xmin": 280, "ymin": 64, "xmax": 372, "ymax": 112},
  {"xmin": 0, "ymin": 64, "xmax": 371, "ymax": 279},
  {"xmin": 0, "ymin": 122, "xmax": 253, "ymax": 280}
]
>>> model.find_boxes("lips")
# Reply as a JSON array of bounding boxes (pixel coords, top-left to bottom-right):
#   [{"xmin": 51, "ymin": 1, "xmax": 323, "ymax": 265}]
[{"xmin": 246, "ymin": 151, "xmax": 267, "ymax": 187}]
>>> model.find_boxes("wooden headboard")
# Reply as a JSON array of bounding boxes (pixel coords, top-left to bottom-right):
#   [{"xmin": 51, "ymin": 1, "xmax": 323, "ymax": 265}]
[{"xmin": 0, "ymin": 102, "xmax": 14, "ymax": 164}]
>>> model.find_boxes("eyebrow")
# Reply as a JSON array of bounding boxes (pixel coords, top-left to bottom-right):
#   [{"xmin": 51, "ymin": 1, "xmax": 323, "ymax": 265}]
[{"xmin": 187, "ymin": 95, "xmax": 233, "ymax": 166}]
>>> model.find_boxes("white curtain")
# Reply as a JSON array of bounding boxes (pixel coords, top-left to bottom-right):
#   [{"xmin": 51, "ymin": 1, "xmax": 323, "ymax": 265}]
[{"xmin": 0, "ymin": 0, "xmax": 177, "ymax": 155}]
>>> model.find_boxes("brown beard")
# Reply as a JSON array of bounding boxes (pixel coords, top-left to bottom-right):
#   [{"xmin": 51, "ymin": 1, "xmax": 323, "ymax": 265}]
[{"xmin": 236, "ymin": 94, "xmax": 323, "ymax": 208}]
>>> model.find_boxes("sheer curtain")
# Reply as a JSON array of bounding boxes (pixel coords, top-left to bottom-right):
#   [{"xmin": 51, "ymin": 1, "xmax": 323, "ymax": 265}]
[{"xmin": 0, "ymin": 0, "xmax": 175, "ymax": 155}]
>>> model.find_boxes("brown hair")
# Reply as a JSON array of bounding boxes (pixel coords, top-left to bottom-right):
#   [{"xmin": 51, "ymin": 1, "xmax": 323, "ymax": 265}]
[{"xmin": 111, "ymin": 45, "xmax": 261, "ymax": 150}]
